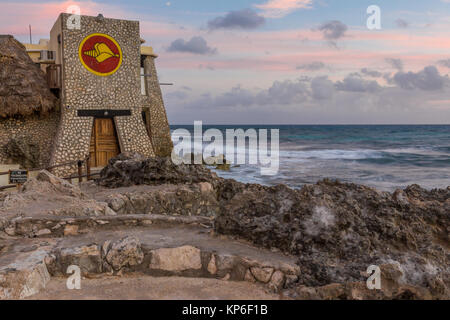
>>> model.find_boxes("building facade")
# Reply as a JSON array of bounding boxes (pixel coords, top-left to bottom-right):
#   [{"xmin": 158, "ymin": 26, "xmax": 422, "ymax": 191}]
[{"xmin": 0, "ymin": 13, "xmax": 172, "ymax": 177}]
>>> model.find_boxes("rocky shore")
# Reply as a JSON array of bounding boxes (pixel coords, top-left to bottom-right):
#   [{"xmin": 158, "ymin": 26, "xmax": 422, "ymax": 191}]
[{"xmin": 1, "ymin": 153, "xmax": 448, "ymax": 299}]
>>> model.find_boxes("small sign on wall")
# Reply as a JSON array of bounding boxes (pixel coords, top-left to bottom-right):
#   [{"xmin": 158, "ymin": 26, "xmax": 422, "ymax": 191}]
[{"xmin": 9, "ymin": 170, "xmax": 28, "ymax": 184}]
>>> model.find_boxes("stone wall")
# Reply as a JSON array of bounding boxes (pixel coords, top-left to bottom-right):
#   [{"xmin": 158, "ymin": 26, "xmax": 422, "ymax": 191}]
[
  {"xmin": 50, "ymin": 14, "xmax": 155, "ymax": 175},
  {"xmin": 0, "ymin": 113, "xmax": 60, "ymax": 168},
  {"xmin": 142, "ymin": 56, "xmax": 173, "ymax": 157}
]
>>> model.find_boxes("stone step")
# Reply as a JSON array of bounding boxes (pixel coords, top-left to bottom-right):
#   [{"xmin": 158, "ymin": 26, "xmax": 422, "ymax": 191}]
[
  {"xmin": 1, "ymin": 214, "xmax": 213, "ymax": 238},
  {"xmin": 0, "ymin": 224, "xmax": 299, "ymax": 299}
]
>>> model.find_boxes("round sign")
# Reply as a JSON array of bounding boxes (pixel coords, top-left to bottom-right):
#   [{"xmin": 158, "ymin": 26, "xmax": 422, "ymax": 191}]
[{"xmin": 78, "ymin": 33, "xmax": 123, "ymax": 76}]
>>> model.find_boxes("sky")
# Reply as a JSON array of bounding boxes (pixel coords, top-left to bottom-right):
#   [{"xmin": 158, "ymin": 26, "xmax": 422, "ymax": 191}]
[{"xmin": 1, "ymin": 0, "xmax": 450, "ymax": 124}]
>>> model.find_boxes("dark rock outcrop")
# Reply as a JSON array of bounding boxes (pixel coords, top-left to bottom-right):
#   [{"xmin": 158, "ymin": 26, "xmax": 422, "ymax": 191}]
[
  {"xmin": 215, "ymin": 178, "xmax": 449, "ymax": 298},
  {"xmin": 97, "ymin": 152, "xmax": 220, "ymax": 188}
]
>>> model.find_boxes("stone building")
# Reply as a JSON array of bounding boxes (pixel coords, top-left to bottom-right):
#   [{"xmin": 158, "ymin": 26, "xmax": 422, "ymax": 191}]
[{"xmin": 0, "ymin": 13, "xmax": 172, "ymax": 176}]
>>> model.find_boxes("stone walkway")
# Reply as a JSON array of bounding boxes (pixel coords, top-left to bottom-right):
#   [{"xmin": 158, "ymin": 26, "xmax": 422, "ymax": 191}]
[{"xmin": 0, "ymin": 224, "xmax": 299, "ymax": 299}]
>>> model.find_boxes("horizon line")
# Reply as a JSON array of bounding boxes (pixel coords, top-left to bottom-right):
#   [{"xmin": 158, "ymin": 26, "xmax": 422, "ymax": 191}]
[{"xmin": 169, "ymin": 123, "xmax": 450, "ymax": 126}]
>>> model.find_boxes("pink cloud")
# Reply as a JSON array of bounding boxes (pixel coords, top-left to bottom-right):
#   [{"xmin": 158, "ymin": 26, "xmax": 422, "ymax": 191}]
[
  {"xmin": 2, "ymin": 1, "xmax": 450, "ymax": 77},
  {"xmin": 0, "ymin": 1, "xmax": 132, "ymax": 36},
  {"xmin": 0, "ymin": 1, "xmax": 183, "ymax": 41},
  {"xmin": 350, "ymin": 30, "xmax": 450, "ymax": 50},
  {"xmin": 255, "ymin": 0, "xmax": 313, "ymax": 18},
  {"xmin": 157, "ymin": 47, "xmax": 448, "ymax": 74}
]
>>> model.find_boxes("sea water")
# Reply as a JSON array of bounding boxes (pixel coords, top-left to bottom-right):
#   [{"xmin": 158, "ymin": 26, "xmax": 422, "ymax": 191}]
[{"xmin": 170, "ymin": 125, "xmax": 450, "ymax": 191}]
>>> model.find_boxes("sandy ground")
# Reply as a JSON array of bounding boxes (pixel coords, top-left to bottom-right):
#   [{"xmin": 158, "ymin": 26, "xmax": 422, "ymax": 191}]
[{"xmin": 28, "ymin": 275, "xmax": 285, "ymax": 300}]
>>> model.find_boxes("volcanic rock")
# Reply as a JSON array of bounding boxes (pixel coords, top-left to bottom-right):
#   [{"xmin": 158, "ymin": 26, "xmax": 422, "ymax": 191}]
[
  {"xmin": 97, "ymin": 153, "xmax": 219, "ymax": 188},
  {"xmin": 214, "ymin": 178, "xmax": 449, "ymax": 298}
]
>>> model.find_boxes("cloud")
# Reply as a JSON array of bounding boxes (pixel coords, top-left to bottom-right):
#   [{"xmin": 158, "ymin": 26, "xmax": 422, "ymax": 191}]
[
  {"xmin": 184, "ymin": 79, "xmax": 309, "ymax": 108},
  {"xmin": 385, "ymin": 58, "xmax": 403, "ymax": 71},
  {"xmin": 297, "ymin": 61, "xmax": 325, "ymax": 71},
  {"xmin": 240, "ymin": 74, "xmax": 375, "ymax": 104},
  {"xmin": 437, "ymin": 59, "xmax": 450, "ymax": 68},
  {"xmin": 183, "ymin": 73, "xmax": 383, "ymax": 109},
  {"xmin": 185, "ymin": 66, "xmax": 444, "ymax": 108},
  {"xmin": 166, "ymin": 90, "xmax": 189, "ymax": 100},
  {"xmin": 167, "ymin": 36, "xmax": 217, "ymax": 55},
  {"xmin": 393, "ymin": 66, "xmax": 447, "ymax": 91},
  {"xmin": 361, "ymin": 68, "xmax": 382, "ymax": 77},
  {"xmin": 318, "ymin": 20, "xmax": 348, "ymax": 40},
  {"xmin": 395, "ymin": 19, "xmax": 409, "ymax": 28},
  {"xmin": 311, "ymin": 76, "xmax": 334, "ymax": 99},
  {"xmin": 255, "ymin": 0, "xmax": 313, "ymax": 18},
  {"xmin": 261, "ymin": 79, "xmax": 310, "ymax": 104},
  {"xmin": 203, "ymin": 80, "xmax": 310, "ymax": 107},
  {"xmin": 170, "ymin": 66, "xmax": 450, "ymax": 124},
  {"xmin": 198, "ymin": 64, "xmax": 216, "ymax": 70},
  {"xmin": 335, "ymin": 74, "xmax": 381, "ymax": 92},
  {"xmin": 208, "ymin": 8, "xmax": 265, "ymax": 30}
]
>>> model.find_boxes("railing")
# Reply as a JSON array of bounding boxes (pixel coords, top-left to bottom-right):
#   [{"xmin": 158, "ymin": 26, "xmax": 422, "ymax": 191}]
[
  {"xmin": 46, "ymin": 64, "xmax": 61, "ymax": 89},
  {"xmin": 0, "ymin": 155, "xmax": 101, "ymax": 191}
]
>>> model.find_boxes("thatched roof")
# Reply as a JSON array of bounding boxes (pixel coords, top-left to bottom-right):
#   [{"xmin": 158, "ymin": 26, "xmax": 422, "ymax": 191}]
[{"xmin": 0, "ymin": 35, "xmax": 57, "ymax": 118}]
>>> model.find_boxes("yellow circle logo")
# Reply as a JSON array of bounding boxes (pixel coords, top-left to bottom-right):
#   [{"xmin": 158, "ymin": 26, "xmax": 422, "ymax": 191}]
[{"xmin": 78, "ymin": 33, "xmax": 123, "ymax": 76}]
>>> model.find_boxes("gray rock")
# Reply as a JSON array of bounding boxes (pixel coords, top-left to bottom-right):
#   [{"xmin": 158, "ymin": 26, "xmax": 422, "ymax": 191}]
[
  {"xmin": 244, "ymin": 269, "xmax": 256, "ymax": 283},
  {"xmin": 250, "ymin": 267, "xmax": 274, "ymax": 283},
  {"xmin": 59, "ymin": 244, "xmax": 102, "ymax": 275},
  {"xmin": 0, "ymin": 249, "xmax": 50, "ymax": 299},
  {"xmin": 97, "ymin": 153, "xmax": 219, "ymax": 188},
  {"xmin": 105, "ymin": 237, "xmax": 144, "ymax": 271},
  {"xmin": 268, "ymin": 270, "xmax": 285, "ymax": 291},
  {"xmin": 35, "ymin": 228, "xmax": 51, "ymax": 236},
  {"xmin": 21, "ymin": 170, "xmax": 84, "ymax": 198},
  {"xmin": 149, "ymin": 245, "xmax": 202, "ymax": 272},
  {"xmin": 207, "ymin": 254, "xmax": 217, "ymax": 275}
]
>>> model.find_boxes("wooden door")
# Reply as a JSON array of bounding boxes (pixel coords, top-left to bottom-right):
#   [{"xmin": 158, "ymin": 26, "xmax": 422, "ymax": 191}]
[{"xmin": 89, "ymin": 118, "xmax": 120, "ymax": 167}]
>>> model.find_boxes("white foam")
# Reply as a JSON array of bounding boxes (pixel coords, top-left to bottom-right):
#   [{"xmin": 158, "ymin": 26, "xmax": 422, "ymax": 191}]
[{"xmin": 281, "ymin": 149, "xmax": 383, "ymax": 160}]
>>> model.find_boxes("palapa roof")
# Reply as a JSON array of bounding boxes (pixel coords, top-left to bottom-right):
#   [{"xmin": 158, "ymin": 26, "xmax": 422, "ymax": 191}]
[{"xmin": 0, "ymin": 35, "xmax": 57, "ymax": 118}]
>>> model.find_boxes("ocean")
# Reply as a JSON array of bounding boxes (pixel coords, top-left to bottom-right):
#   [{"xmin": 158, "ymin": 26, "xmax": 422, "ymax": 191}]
[{"xmin": 170, "ymin": 125, "xmax": 450, "ymax": 191}]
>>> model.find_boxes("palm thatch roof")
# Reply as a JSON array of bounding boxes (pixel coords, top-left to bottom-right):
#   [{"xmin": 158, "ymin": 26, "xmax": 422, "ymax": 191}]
[{"xmin": 0, "ymin": 35, "xmax": 57, "ymax": 118}]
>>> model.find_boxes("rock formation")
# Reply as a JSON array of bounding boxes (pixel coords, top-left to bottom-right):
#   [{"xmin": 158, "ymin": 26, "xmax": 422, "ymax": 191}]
[
  {"xmin": 96, "ymin": 153, "xmax": 450, "ymax": 299},
  {"xmin": 214, "ymin": 179, "xmax": 449, "ymax": 299},
  {"xmin": 97, "ymin": 152, "xmax": 219, "ymax": 188},
  {"xmin": 1, "ymin": 153, "xmax": 448, "ymax": 299}
]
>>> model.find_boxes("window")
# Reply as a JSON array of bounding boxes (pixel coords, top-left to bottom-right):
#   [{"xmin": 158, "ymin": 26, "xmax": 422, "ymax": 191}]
[
  {"xmin": 40, "ymin": 50, "xmax": 55, "ymax": 61},
  {"xmin": 141, "ymin": 67, "xmax": 147, "ymax": 95}
]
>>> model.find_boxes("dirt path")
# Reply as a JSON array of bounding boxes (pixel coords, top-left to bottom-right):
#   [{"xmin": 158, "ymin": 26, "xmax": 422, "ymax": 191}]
[{"xmin": 29, "ymin": 275, "xmax": 285, "ymax": 300}]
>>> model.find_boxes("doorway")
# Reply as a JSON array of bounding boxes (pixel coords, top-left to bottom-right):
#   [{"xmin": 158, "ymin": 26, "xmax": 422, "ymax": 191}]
[{"xmin": 89, "ymin": 118, "xmax": 120, "ymax": 167}]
